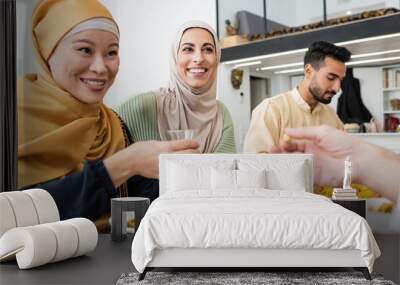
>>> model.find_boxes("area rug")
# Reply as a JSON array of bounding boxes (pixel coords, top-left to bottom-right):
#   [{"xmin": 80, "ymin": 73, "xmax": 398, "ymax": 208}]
[{"xmin": 117, "ymin": 271, "xmax": 395, "ymax": 285}]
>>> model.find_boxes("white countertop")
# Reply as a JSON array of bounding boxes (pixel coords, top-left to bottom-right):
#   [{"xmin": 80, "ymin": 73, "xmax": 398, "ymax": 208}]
[{"xmin": 350, "ymin": 133, "xmax": 400, "ymax": 153}]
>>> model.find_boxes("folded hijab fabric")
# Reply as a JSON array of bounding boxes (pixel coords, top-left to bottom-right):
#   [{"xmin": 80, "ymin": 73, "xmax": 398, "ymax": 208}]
[
  {"xmin": 155, "ymin": 21, "xmax": 223, "ymax": 153},
  {"xmin": 18, "ymin": 0, "xmax": 126, "ymax": 189}
]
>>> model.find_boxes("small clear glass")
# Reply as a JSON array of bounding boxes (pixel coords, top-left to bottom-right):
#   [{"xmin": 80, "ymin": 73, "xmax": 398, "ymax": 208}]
[{"xmin": 166, "ymin": 129, "xmax": 198, "ymax": 140}]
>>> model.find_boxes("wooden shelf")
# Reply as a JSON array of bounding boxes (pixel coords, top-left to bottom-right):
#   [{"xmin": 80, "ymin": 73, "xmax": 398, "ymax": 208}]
[{"xmin": 382, "ymin": 64, "xmax": 400, "ymax": 132}]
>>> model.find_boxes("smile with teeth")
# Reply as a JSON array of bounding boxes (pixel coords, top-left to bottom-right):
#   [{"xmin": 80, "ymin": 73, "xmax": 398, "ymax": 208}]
[
  {"xmin": 81, "ymin": 78, "xmax": 106, "ymax": 88},
  {"xmin": 187, "ymin": 68, "xmax": 208, "ymax": 74}
]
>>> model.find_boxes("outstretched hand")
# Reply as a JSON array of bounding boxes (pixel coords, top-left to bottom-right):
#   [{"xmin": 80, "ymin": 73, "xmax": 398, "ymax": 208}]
[
  {"xmin": 128, "ymin": 139, "xmax": 199, "ymax": 179},
  {"xmin": 269, "ymin": 125, "xmax": 400, "ymax": 202},
  {"xmin": 104, "ymin": 139, "xmax": 199, "ymax": 187},
  {"xmin": 270, "ymin": 125, "xmax": 357, "ymax": 186}
]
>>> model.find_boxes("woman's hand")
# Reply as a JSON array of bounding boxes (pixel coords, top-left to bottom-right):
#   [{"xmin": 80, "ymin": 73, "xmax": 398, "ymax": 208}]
[
  {"xmin": 104, "ymin": 140, "xmax": 199, "ymax": 187},
  {"xmin": 271, "ymin": 125, "xmax": 357, "ymax": 187}
]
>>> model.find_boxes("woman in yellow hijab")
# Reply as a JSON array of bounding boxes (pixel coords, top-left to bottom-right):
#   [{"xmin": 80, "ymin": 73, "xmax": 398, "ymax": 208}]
[{"xmin": 18, "ymin": 0, "xmax": 198, "ymax": 226}]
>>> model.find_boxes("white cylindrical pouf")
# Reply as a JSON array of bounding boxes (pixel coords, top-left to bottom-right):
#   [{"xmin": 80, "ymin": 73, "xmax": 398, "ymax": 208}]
[
  {"xmin": 65, "ymin": 218, "xmax": 98, "ymax": 257},
  {"xmin": 1, "ymin": 192, "xmax": 39, "ymax": 227},
  {"xmin": 0, "ymin": 219, "xmax": 97, "ymax": 269},
  {"xmin": 0, "ymin": 196, "xmax": 17, "ymax": 237},
  {"xmin": 24, "ymin": 189, "xmax": 60, "ymax": 223},
  {"xmin": 0, "ymin": 226, "xmax": 57, "ymax": 269},
  {"xmin": 42, "ymin": 221, "xmax": 79, "ymax": 263}
]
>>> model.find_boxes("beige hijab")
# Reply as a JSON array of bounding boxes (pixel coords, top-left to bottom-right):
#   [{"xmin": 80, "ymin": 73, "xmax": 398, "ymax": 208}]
[{"xmin": 155, "ymin": 21, "xmax": 223, "ymax": 153}]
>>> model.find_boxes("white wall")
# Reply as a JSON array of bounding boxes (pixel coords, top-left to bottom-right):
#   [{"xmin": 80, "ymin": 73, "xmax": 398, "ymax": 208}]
[
  {"xmin": 218, "ymin": 0, "xmax": 264, "ymax": 37},
  {"xmin": 269, "ymin": 0, "xmax": 315, "ymax": 27},
  {"xmin": 293, "ymin": 0, "xmax": 323, "ymax": 25},
  {"xmin": 217, "ymin": 65, "xmax": 251, "ymax": 151},
  {"xmin": 100, "ymin": 0, "xmax": 216, "ymax": 108},
  {"xmin": 296, "ymin": 0, "xmax": 399, "ymax": 26},
  {"xmin": 270, "ymin": 74, "xmax": 291, "ymax": 97},
  {"xmin": 353, "ymin": 68, "xmax": 384, "ymax": 129},
  {"xmin": 290, "ymin": 0, "xmax": 399, "ymax": 26},
  {"xmin": 326, "ymin": 0, "xmax": 399, "ymax": 19}
]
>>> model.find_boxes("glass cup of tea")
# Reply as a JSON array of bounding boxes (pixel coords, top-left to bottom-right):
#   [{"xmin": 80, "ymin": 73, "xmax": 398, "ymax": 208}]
[{"xmin": 166, "ymin": 129, "xmax": 198, "ymax": 140}]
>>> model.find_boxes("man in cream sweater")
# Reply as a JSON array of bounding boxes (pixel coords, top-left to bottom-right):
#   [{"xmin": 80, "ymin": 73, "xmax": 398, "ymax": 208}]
[{"xmin": 244, "ymin": 41, "xmax": 350, "ymax": 153}]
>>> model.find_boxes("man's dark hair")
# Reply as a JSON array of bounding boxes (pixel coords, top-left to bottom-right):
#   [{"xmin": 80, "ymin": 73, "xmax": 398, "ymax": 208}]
[{"xmin": 304, "ymin": 41, "xmax": 351, "ymax": 69}]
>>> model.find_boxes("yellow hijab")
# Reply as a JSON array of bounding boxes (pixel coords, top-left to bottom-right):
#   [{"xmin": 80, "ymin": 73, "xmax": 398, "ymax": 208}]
[{"xmin": 18, "ymin": 0, "xmax": 126, "ymax": 189}]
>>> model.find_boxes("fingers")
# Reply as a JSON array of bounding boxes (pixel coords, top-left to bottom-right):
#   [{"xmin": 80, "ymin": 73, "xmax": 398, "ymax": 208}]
[
  {"xmin": 284, "ymin": 125, "xmax": 329, "ymax": 141},
  {"xmin": 266, "ymin": 146, "xmax": 281, "ymax": 153},
  {"xmin": 167, "ymin": 139, "xmax": 199, "ymax": 151},
  {"xmin": 293, "ymin": 140, "xmax": 307, "ymax": 153},
  {"xmin": 280, "ymin": 140, "xmax": 300, "ymax": 152},
  {"xmin": 271, "ymin": 139, "xmax": 308, "ymax": 154}
]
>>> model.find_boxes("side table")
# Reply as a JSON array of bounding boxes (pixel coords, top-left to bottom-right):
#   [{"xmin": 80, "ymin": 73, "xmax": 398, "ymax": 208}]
[
  {"xmin": 111, "ymin": 197, "xmax": 150, "ymax": 241},
  {"xmin": 332, "ymin": 199, "xmax": 366, "ymax": 218}
]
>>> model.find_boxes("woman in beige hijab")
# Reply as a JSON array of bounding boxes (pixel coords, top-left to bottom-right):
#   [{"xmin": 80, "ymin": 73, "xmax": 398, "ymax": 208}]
[
  {"xmin": 117, "ymin": 21, "xmax": 236, "ymax": 154},
  {"xmin": 18, "ymin": 0, "xmax": 198, "ymax": 230}
]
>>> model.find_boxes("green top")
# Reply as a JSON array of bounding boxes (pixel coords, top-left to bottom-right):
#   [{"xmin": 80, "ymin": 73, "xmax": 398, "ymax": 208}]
[{"xmin": 116, "ymin": 92, "xmax": 236, "ymax": 153}]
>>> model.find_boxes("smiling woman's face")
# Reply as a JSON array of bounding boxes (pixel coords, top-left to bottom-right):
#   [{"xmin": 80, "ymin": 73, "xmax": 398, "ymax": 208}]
[
  {"xmin": 48, "ymin": 29, "xmax": 119, "ymax": 105},
  {"xmin": 177, "ymin": 28, "xmax": 217, "ymax": 90}
]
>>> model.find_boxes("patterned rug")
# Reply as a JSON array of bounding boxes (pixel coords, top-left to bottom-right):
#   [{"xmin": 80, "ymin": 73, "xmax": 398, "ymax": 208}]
[{"xmin": 117, "ymin": 271, "xmax": 396, "ymax": 285}]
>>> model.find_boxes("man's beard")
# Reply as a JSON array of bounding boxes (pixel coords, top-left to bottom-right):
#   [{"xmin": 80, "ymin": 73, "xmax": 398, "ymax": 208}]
[{"xmin": 308, "ymin": 79, "xmax": 335, "ymax": 105}]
